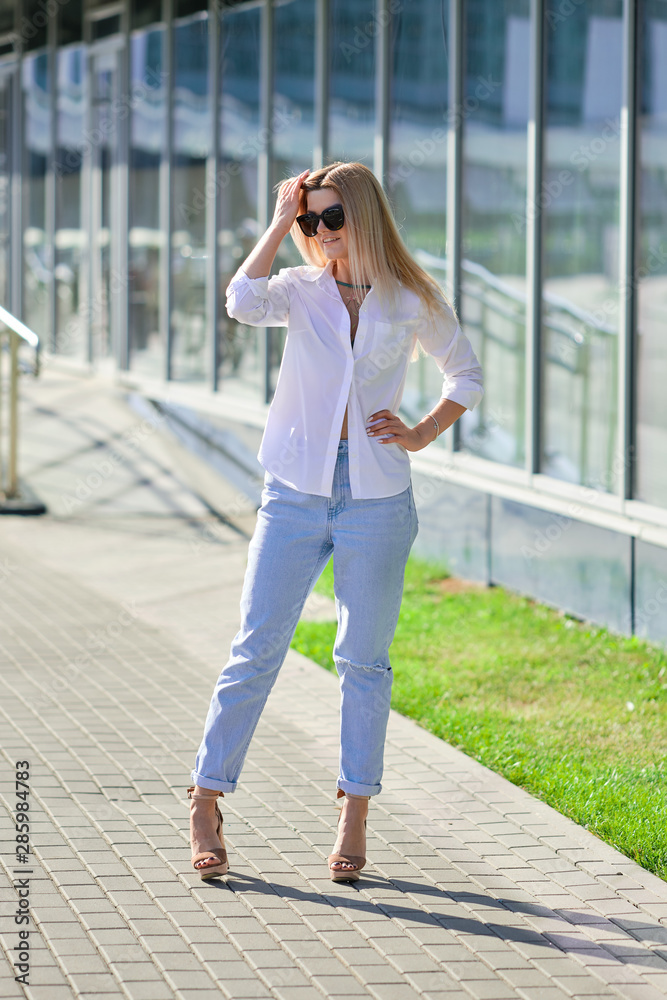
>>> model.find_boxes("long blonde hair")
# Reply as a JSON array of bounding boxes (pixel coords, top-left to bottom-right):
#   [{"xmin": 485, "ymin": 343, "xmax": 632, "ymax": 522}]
[{"xmin": 279, "ymin": 161, "xmax": 457, "ymax": 339}]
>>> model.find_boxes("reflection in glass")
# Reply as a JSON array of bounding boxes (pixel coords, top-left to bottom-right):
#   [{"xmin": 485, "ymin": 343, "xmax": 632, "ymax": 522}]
[
  {"xmin": 273, "ymin": 0, "xmax": 315, "ymax": 250},
  {"xmin": 0, "ymin": 3, "xmax": 13, "ymax": 35},
  {"xmin": 389, "ymin": 1, "xmax": 450, "ymax": 430},
  {"xmin": 23, "ymin": 0, "xmax": 47, "ymax": 51},
  {"xmin": 329, "ymin": 0, "xmax": 375, "ymax": 163},
  {"xmin": 217, "ymin": 4, "xmax": 262, "ymax": 395},
  {"xmin": 270, "ymin": 0, "xmax": 316, "ymax": 391},
  {"xmin": 58, "ymin": 0, "xmax": 83, "ymax": 45},
  {"xmin": 22, "ymin": 52, "xmax": 51, "ymax": 340},
  {"xmin": 129, "ymin": 24, "xmax": 165, "ymax": 376},
  {"xmin": 541, "ymin": 1, "xmax": 622, "ymax": 490},
  {"xmin": 636, "ymin": 0, "xmax": 667, "ymax": 507},
  {"xmin": 0, "ymin": 66, "xmax": 12, "ymax": 311},
  {"xmin": 55, "ymin": 45, "xmax": 86, "ymax": 359},
  {"xmin": 171, "ymin": 10, "xmax": 210, "ymax": 381},
  {"xmin": 457, "ymin": 0, "xmax": 530, "ymax": 466},
  {"xmin": 89, "ymin": 49, "xmax": 119, "ymax": 361}
]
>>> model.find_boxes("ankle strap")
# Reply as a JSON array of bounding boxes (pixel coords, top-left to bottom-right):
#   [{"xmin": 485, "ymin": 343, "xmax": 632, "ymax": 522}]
[
  {"xmin": 336, "ymin": 788, "xmax": 370, "ymax": 801},
  {"xmin": 187, "ymin": 785, "xmax": 224, "ymax": 799}
]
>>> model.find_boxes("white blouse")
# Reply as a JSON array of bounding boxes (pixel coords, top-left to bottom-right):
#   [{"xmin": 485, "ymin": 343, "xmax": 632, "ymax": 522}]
[{"xmin": 226, "ymin": 260, "xmax": 484, "ymax": 499}]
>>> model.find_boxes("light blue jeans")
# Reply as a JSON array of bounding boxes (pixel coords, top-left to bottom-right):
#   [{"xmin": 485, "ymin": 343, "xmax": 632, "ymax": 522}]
[{"xmin": 191, "ymin": 439, "xmax": 419, "ymax": 797}]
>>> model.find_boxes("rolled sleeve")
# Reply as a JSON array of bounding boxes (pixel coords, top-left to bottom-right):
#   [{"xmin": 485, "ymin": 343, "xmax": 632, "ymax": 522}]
[
  {"xmin": 225, "ymin": 266, "xmax": 291, "ymax": 326},
  {"xmin": 417, "ymin": 300, "xmax": 484, "ymax": 412}
]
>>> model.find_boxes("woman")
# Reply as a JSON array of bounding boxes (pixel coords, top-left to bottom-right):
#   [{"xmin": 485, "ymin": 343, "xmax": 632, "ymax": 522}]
[{"xmin": 188, "ymin": 161, "xmax": 484, "ymax": 882}]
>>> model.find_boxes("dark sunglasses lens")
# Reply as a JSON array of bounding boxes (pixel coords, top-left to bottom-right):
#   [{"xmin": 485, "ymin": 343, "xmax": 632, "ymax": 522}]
[
  {"xmin": 322, "ymin": 207, "xmax": 344, "ymax": 230},
  {"xmin": 297, "ymin": 213, "xmax": 319, "ymax": 237}
]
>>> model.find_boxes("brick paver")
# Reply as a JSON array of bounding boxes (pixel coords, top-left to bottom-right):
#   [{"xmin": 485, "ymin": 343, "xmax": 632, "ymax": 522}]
[{"xmin": 0, "ymin": 369, "xmax": 666, "ymax": 1000}]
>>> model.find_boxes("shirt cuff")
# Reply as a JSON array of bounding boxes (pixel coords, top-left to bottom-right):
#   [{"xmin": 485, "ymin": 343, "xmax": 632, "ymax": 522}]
[{"xmin": 440, "ymin": 386, "xmax": 484, "ymax": 412}]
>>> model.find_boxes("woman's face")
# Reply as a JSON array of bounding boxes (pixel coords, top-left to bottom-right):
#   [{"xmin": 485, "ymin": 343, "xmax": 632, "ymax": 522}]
[{"xmin": 306, "ymin": 188, "xmax": 349, "ymax": 263}]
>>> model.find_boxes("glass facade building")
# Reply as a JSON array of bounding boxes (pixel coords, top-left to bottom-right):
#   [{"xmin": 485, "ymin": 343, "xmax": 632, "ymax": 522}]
[{"xmin": 2, "ymin": 0, "xmax": 667, "ymax": 644}]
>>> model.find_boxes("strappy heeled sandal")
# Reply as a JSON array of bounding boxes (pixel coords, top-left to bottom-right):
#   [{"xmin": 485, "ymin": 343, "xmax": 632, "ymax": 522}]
[
  {"xmin": 328, "ymin": 788, "xmax": 368, "ymax": 882},
  {"xmin": 187, "ymin": 785, "xmax": 229, "ymax": 880}
]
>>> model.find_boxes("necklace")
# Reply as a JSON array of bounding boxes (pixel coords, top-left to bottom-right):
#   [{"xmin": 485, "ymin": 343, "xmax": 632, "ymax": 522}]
[{"xmin": 335, "ymin": 279, "xmax": 372, "ymax": 289}]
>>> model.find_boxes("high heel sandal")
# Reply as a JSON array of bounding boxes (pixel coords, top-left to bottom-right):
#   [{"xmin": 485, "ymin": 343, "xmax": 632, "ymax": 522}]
[
  {"xmin": 187, "ymin": 785, "xmax": 229, "ymax": 880},
  {"xmin": 328, "ymin": 788, "xmax": 368, "ymax": 882}
]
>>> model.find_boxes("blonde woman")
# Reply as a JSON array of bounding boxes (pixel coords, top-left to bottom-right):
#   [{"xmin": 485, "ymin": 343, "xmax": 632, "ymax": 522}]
[{"xmin": 188, "ymin": 161, "xmax": 484, "ymax": 882}]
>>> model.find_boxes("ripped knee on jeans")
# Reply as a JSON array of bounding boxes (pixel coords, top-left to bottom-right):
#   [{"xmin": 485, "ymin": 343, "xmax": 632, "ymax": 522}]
[{"xmin": 334, "ymin": 656, "xmax": 392, "ymax": 674}]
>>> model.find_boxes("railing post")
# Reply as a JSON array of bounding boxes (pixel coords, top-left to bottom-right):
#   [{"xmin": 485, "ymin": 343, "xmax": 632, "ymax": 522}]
[
  {"xmin": 0, "ymin": 330, "xmax": 4, "ymax": 491},
  {"xmin": 447, "ymin": 0, "xmax": 463, "ymax": 453},
  {"xmin": 525, "ymin": 0, "xmax": 546, "ymax": 477},
  {"xmin": 8, "ymin": 329, "xmax": 18, "ymax": 499},
  {"xmin": 0, "ymin": 308, "xmax": 45, "ymax": 513}
]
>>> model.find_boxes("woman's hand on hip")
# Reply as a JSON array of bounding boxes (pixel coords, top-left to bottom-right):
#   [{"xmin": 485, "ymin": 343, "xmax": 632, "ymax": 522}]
[
  {"xmin": 365, "ymin": 410, "xmax": 432, "ymax": 452},
  {"xmin": 271, "ymin": 169, "xmax": 310, "ymax": 236}
]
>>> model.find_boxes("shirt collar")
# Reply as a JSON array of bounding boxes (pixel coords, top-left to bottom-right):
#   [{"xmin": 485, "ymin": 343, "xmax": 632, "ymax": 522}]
[
  {"xmin": 299, "ymin": 259, "xmax": 334, "ymax": 280},
  {"xmin": 302, "ymin": 259, "xmax": 376, "ymax": 302},
  {"xmin": 299, "ymin": 259, "xmax": 340, "ymax": 300}
]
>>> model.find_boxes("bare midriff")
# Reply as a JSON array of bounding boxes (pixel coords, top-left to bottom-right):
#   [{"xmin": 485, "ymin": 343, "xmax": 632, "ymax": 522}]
[{"xmin": 339, "ymin": 290, "xmax": 366, "ymax": 441}]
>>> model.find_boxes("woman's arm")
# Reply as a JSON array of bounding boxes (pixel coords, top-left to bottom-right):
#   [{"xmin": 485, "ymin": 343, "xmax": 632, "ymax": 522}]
[
  {"xmin": 226, "ymin": 169, "xmax": 310, "ymax": 325},
  {"xmin": 242, "ymin": 169, "xmax": 310, "ymax": 279},
  {"xmin": 365, "ymin": 299, "xmax": 482, "ymax": 451},
  {"xmin": 414, "ymin": 398, "xmax": 467, "ymax": 446}
]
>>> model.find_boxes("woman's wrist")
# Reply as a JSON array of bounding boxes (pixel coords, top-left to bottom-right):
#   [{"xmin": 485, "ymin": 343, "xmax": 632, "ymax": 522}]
[
  {"xmin": 268, "ymin": 218, "xmax": 293, "ymax": 241},
  {"xmin": 414, "ymin": 416, "xmax": 439, "ymax": 448}
]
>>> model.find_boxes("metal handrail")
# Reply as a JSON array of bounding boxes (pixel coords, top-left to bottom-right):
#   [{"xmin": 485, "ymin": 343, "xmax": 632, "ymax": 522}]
[
  {"xmin": 415, "ymin": 249, "xmax": 618, "ymax": 337},
  {"xmin": 0, "ymin": 306, "xmax": 41, "ymax": 502},
  {"xmin": 413, "ymin": 249, "xmax": 618, "ymax": 484},
  {"xmin": 0, "ymin": 305, "xmax": 40, "ymax": 350}
]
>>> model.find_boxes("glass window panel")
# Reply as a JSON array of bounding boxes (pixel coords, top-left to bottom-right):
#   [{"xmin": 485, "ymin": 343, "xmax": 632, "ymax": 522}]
[
  {"xmin": 131, "ymin": 0, "xmax": 162, "ymax": 31},
  {"xmin": 635, "ymin": 0, "xmax": 667, "ymax": 508},
  {"xmin": 329, "ymin": 0, "xmax": 375, "ymax": 163},
  {"xmin": 58, "ymin": 0, "xmax": 83, "ymax": 46},
  {"xmin": 22, "ymin": 1, "xmax": 47, "ymax": 51},
  {"xmin": 171, "ymin": 10, "xmax": 210, "ymax": 382},
  {"xmin": 388, "ymin": 0, "xmax": 450, "ymax": 431},
  {"xmin": 269, "ymin": 0, "xmax": 316, "ymax": 394},
  {"xmin": 55, "ymin": 45, "xmax": 86, "ymax": 359},
  {"xmin": 91, "ymin": 14, "xmax": 121, "ymax": 41},
  {"xmin": 217, "ymin": 3, "xmax": 262, "ymax": 397},
  {"xmin": 129, "ymin": 24, "xmax": 166, "ymax": 377},
  {"xmin": 458, "ymin": 0, "xmax": 530, "ymax": 467},
  {"xmin": 0, "ymin": 65, "xmax": 12, "ymax": 311},
  {"xmin": 177, "ymin": 0, "xmax": 208, "ymax": 16},
  {"xmin": 272, "ymin": 0, "xmax": 315, "ymax": 243},
  {"xmin": 541, "ymin": 1, "xmax": 622, "ymax": 490},
  {"xmin": 0, "ymin": 1, "xmax": 13, "ymax": 35},
  {"xmin": 89, "ymin": 46, "xmax": 121, "ymax": 363},
  {"xmin": 22, "ymin": 51, "xmax": 51, "ymax": 338}
]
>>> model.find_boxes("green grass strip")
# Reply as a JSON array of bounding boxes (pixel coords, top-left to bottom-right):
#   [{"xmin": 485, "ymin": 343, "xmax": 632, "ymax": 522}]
[{"xmin": 290, "ymin": 555, "xmax": 667, "ymax": 881}]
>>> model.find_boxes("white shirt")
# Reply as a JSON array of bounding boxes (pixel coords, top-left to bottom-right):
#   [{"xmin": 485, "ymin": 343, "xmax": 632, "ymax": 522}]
[{"xmin": 226, "ymin": 260, "xmax": 484, "ymax": 499}]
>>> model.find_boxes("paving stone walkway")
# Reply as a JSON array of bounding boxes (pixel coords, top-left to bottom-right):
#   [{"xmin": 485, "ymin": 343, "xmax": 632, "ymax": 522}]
[{"xmin": 1, "ymin": 368, "xmax": 666, "ymax": 1000}]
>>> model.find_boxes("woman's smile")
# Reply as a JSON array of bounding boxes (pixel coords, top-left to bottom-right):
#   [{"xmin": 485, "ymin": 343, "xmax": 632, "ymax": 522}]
[{"xmin": 306, "ymin": 188, "xmax": 349, "ymax": 262}]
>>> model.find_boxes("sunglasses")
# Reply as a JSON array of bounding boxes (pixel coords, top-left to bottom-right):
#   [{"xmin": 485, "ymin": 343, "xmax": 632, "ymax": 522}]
[{"xmin": 296, "ymin": 204, "xmax": 345, "ymax": 238}]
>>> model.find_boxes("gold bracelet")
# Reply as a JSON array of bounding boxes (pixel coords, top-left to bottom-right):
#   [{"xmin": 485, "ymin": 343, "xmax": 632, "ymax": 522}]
[{"xmin": 427, "ymin": 413, "xmax": 439, "ymax": 440}]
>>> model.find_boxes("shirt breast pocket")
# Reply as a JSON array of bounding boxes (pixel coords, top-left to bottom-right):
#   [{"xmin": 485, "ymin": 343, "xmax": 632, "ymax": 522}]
[{"xmin": 363, "ymin": 320, "xmax": 414, "ymax": 370}]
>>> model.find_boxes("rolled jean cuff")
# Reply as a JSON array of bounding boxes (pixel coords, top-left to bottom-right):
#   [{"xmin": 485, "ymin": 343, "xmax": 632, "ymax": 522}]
[
  {"xmin": 190, "ymin": 771, "xmax": 237, "ymax": 794},
  {"xmin": 337, "ymin": 778, "xmax": 381, "ymax": 798}
]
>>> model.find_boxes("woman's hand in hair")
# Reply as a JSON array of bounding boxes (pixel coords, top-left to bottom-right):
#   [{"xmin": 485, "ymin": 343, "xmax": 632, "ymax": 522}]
[
  {"xmin": 242, "ymin": 169, "xmax": 310, "ymax": 279},
  {"xmin": 272, "ymin": 169, "xmax": 310, "ymax": 236},
  {"xmin": 365, "ymin": 410, "xmax": 430, "ymax": 452}
]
